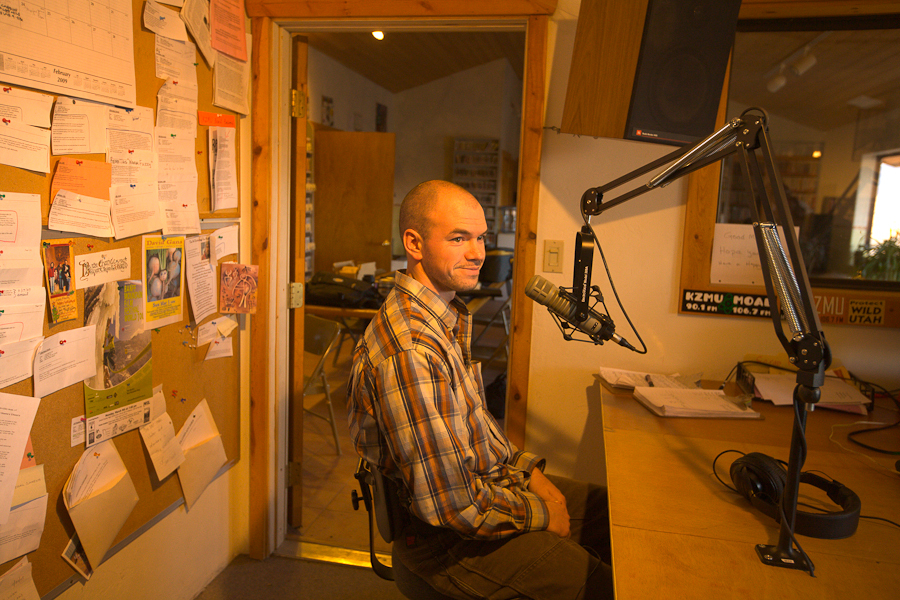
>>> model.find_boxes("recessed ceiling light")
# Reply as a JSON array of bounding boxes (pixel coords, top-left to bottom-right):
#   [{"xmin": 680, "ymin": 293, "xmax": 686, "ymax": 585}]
[
  {"xmin": 812, "ymin": 150, "xmax": 822, "ymax": 159},
  {"xmin": 372, "ymin": 31, "xmax": 384, "ymax": 40},
  {"xmin": 847, "ymin": 95, "xmax": 884, "ymax": 109}
]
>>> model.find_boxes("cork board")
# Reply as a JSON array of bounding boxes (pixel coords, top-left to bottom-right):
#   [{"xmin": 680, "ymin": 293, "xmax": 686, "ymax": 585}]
[{"xmin": 0, "ymin": 0, "xmax": 244, "ymax": 595}]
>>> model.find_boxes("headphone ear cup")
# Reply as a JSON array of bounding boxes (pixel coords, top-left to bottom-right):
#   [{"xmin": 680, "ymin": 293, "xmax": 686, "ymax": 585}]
[{"xmin": 730, "ymin": 452, "xmax": 786, "ymax": 505}]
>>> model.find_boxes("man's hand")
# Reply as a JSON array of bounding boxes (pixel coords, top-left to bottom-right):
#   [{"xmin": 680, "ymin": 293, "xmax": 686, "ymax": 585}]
[{"xmin": 529, "ymin": 468, "xmax": 570, "ymax": 537}]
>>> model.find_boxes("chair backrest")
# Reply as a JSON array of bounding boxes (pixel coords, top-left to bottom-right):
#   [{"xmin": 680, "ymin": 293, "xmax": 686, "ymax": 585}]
[{"xmin": 303, "ymin": 314, "xmax": 341, "ymax": 384}]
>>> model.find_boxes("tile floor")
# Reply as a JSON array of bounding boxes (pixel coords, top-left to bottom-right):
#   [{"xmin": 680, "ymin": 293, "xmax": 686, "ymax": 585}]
[{"xmin": 289, "ymin": 298, "xmax": 510, "ymax": 556}]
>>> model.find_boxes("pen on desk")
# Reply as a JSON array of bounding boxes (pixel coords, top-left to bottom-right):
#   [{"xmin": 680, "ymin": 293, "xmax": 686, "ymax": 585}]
[{"xmin": 645, "ymin": 374, "xmax": 654, "ymax": 387}]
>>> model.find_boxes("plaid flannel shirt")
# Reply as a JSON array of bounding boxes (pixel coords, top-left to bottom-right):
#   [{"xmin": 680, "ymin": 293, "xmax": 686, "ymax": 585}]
[{"xmin": 347, "ymin": 271, "xmax": 549, "ymax": 540}]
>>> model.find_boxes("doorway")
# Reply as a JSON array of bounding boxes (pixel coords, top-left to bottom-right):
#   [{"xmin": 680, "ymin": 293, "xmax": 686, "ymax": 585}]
[{"xmin": 286, "ymin": 26, "xmax": 526, "ymax": 557}]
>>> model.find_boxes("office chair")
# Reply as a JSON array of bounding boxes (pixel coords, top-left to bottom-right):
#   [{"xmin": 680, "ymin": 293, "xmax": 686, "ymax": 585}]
[
  {"xmin": 352, "ymin": 460, "xmax": 455, "ymax": 600},
  {"xmin": 302, "ymin": 314, "xmax": 343, "ymax": 455}
]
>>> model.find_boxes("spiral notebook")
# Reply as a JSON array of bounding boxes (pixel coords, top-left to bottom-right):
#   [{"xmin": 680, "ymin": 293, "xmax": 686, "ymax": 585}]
[{"xmin": 632, "ymin": 387, "xmax": 762, "ymax": 419}]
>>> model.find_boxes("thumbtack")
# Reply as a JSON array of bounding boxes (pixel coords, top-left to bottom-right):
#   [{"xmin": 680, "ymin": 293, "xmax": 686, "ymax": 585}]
[
  {"xmin": 182, "ymin": 340, "xmax": 188, "ymax": 346},
  {"xmin": 182, "ymin": 203, "xmax": 188, "ymax": 207},
  {"xmin": 197, "ymin": 150, "xmax": 203, "ymax": 154},
  {"xmin": 59, "ymin": 340, "xmax": 67, "ymax": 345},
  {"xmin": 128, "ymin": 149, "xmax": 134, "ymax": 153},
  {"xmin": 171, "ymin": 390, "xmax": 177, "ymax": 398},
  {"xmin": 180, "ymin": 397, "xmax": 187, "ymax": 403},
  {"xmin": 153, "ymin": 328, "xmax": 161, "ymax": 333},
  {"xmin": 1, "ymin": 118, "xmax": 9, "ymax": 124},
  {"xmin": 75, "ymin": 159, "xmax": 83, "ymax": 165},
  {"xmin": 170, "ymin": 133, "xmax": 176, "ymax": 137},
  {"xmin": 80, "ymin": 417, "xmax": 85, "ymax": 422},
  {"xmin": 93, "ymin": 452, "xmax": 100, "ymax": 458},
  {"xmin": 2, "ymin": 87, "xmax": 10, "ymax": 92},
  {"xmin": 27, "ymin": 452, "xmax": 33, "ymax": 459},
  {"xmin": 87, "ymin": 244, "xmax": 94, "ymax": 250}
]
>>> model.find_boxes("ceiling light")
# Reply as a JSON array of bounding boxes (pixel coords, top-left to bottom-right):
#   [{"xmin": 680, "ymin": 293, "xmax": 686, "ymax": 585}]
[
  {"xmin": 812, "ymin": 150, "xmax": 822, "ymax": 159},
  {"xmin": 791, "ymin": 52, "xmax": 817, "ymax": 76},
  {"xmin": 847, "ymin": 95, "xmax": 884, "ymax": 109},
  {"xmin": 372, "ymin": 31, "xmax": 384, "ymax": 40}
]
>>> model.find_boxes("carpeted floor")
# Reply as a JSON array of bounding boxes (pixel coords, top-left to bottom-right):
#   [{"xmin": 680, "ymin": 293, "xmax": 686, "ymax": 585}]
[{"xmin": 194, "ymin": 554, "xmax": 407, "ymax": 600}]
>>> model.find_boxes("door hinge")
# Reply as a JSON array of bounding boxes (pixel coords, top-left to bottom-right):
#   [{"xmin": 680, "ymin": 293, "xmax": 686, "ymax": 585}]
[
  {"xmin": 287, "ymin": 461, "xmax": 302, "ymax": 487},
  {"xmin": 290, "ymin": 282, "xmax": 304, "ymax": 309},
  {"xmin": 290, "ymin": 89, "xmax": 307, "ymax": 118}
]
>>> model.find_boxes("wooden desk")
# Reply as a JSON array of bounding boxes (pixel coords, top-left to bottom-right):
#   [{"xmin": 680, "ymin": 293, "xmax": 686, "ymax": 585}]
[{"xmin": 600, "ymin": 380, "xmax": 899, "ymax": 599}]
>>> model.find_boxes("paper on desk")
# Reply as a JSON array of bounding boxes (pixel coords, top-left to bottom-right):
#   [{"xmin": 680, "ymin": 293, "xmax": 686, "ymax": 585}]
[
  {"xmin": 0, "ymin": 337, "xmax": 43, "ymax": 389},
  {"xmin": 64, "ymin": 440, "xmax": 139, "ymax": 568},
  {"xmin": 177, "ymin": 399, "xmax": 227, "ymax": 508},
  {"xmin": 753, "ymin": 371, "xmax": 871, "ymax": 409},
  {"xmin": 48, "ymin": 190, "xmax": 114, "ymax": 238},
  {"xmin": 0, "ymin": 557, "xmax": 40, "ymax": 600},
  {"xmin": 211, "ymin": 224, "xmax": 239, "ymax": 263},
  {"xmin": 0, "ymin": 87, "xmax": 54, "ymax": 128},
  {"xmin": 185, "ymin": 235, "xmax": 217, "ymax": 323},
  {"xmin": 144, "ymin": 1, "xmax": 190, "ymax": 42},
  {"xmin": 50, "ymin": 157, "xmax": 112, "ymax": 204},
  {"xmin": 33, "ymin": 325, "xmax": 98, "ymax": 398},
  {"xmin": 0, "ymin": 302, "xmax": 45, "ymax": 345},
  {"xmin": 0, "ymin": 393, "xmax": 40, "ymax": 524},
  {"xmin": 111, "ymin": 182, "xmax": 163, "ymax": 239},
  {"xmin": 181, "ymin": 0, "xmax": 218, "ymax": 67},
  {"xmin": 51, "ymin": 97, "xmax": 107, "ymax": 156},
  {"xmin": 0, "ymin": 121, "xmax": 50, "ymax": 173},
  {"xmin": 213, "ymin": 33, "xmax": 251, "ymax": 115},
  {"xmin": 205, "ymin": 335, "xmax": 232, "ymax": 360},
  {"xmin": 0, "ymin": 192, "xmax": 41, "ymax": 248},
  {"xmin": 109, "ymin": 150, "xmax": 158, "ymax": 186},
  {"xmin": 210, "ymin": 0, "xmax": 248, "ymax": 61},
  {"xmin": 140, "ymin": 412, "xmax": 185, "ymax": 480},
  {"xmin": 0, "ymin": 249, "xmax": 44, "ymax": 288},
  {"xmin": 156, "ymin": 36, "xmax": 199, "ymax": 85}
]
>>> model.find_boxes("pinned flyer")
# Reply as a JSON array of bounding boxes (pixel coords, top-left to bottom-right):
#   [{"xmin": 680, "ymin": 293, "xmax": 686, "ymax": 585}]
[
  {"xmin": 140, "ymin": 412, "xmax": 185, "ymax": 480},
  {"xmin": 42, "ymin": 238, "xmax": 77, "ymax": 324},
  {"xmin": 176, "ymin": 399, "xmax": 227, "ymax": 509}
]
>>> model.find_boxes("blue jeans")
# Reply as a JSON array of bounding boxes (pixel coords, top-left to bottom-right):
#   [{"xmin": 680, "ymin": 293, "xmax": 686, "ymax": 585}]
[{"xmin": 395, "ymin": 475, "xmax": 613, "ymax": 600}]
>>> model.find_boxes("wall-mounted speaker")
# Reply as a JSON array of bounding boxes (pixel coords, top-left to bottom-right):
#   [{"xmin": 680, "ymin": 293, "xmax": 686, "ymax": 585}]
[{"xmin": 624, "ymin": 0, "xmax": 742, "ymax": 146}]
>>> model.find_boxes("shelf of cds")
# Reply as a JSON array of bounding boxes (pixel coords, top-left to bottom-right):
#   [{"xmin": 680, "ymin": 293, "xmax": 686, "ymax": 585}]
[{"xmin": 452, "ymin": 137, "xmax": 501, "ymax": 244}]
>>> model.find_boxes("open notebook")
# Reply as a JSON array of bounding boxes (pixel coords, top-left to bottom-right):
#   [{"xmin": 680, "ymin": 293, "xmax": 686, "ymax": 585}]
[{"xmin": 633, "ymin": 387, "xmax": 762, "ymax": 419}]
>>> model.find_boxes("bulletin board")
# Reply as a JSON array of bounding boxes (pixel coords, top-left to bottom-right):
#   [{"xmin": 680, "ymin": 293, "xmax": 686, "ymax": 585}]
[{"xmin": 0, "ymin": 0, "xmax": 245, "ymax": 596}]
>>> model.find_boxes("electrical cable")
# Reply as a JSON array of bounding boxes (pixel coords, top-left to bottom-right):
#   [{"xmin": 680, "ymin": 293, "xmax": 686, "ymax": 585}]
[{"xmin": 580, "ymin": 214, "xmax": 648, "ymax": 354}]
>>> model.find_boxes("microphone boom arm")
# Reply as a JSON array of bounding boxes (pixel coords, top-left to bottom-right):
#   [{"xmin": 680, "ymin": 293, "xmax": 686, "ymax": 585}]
[{"xmin": 580, "ymin": 108, "xmax": 831, "ymax": 574}]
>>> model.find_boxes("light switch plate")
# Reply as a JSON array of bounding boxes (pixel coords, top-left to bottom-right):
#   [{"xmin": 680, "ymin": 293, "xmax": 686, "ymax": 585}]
[{"xmin": 543, "ymin": 240, "xmax": 563, "ymax": 273}]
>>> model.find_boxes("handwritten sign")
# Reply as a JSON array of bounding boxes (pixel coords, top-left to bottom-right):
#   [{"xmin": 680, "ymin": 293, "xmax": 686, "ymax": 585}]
[{"xmin": 709, "ymin": 223, "xmax": 798, "ymax": 286}]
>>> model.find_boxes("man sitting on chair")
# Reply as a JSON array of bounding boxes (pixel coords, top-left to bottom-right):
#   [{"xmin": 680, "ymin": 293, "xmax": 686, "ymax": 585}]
[{"xmin": 347, "ymin": 180, "xmax": 613, "ymax": 599}]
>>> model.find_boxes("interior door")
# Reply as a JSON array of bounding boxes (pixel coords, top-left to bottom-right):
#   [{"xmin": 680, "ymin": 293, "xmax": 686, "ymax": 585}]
[
  {"xmin": 287, "ymin": 35, "xmax": 308, "ymax": 528},
  {"xmin": 313, "ymin": 131, "xmax": 396, "ymax": 274}
]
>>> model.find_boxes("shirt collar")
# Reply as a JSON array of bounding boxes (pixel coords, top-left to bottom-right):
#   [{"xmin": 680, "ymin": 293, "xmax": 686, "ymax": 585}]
[{"xmin": 394, "ymin": 271, "xmax": 470, "ymax": 332}]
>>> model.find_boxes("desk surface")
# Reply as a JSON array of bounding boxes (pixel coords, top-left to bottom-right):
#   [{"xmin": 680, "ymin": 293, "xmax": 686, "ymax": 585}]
[{"xmin": 600, "ymin": 380, "xmax": 899, "ymax": 599}]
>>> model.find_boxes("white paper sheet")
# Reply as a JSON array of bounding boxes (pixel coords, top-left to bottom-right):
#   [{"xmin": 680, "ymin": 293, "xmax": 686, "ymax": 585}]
[
  {"xmin": 48, "ymin": 190, "xmax": 114, "ymax": 238},
  {"xmin": 0, "ymin": 287, "xmax": 43, "ymax": 304},
  {"xmin": 185, "ymin": 235, "xmax": 217, "ymax": 323},
  {"xmin": 0, "ymin": 121, "xmax": 50, "ymax": 173},
  {"xmin": 0, "ymin": 557, "xmax": 40, "ymax": 600},
  {"xmin": 195, "ymin": 320, "xmax": 218, "ymax": 347},
  {"xmin": 211, "ymin": 224, "xmax": 239, "ymax": 263},
  {"xmin": 140, "ymin": 412, "xmax": 185, "ymax": 480},
  {"xmin": 0, "ymin": 495, "xmax": 47, "ymax": 569},
  {"xmin": 106, "ymin": 105, "xmax": 155, "ymax": 155},
  {"xmin": 155, "ymin": 37, "xmax": 199, "ymax": 86},
  {"xmin": 158, "ymin": 78, "xmax": 199, "ymax": 139},
  {"xmin": 0, "ymin": 249, "xmax": 43, "ymax": 288},
  {"xmin": 160, "ymin": 180, "xmax": 202, "ymax": 236},
  {"xmin": 0, "ymin": 337, "xmax": 43, "ymax": 389},
  {"xmin": 208, "ymin": 126, "xmax": 238, "ymax": 210},
  {"xmin": 0, "ymin": 192, "xmax": 41, "ymax": 248},
  {"xmin": 0, "ymin": 87, "xmax": 53, "ymax": 128},
  {"xmin": 0, "ymin": 0, "xmax": 136, "ymax": 107},
  {"xmin": 204, "ymin": 335, "xmax": 233, "ymax": 359},
  {"xmin": 71, "ymin": 416, "xmax": 86, "ymax": 447},
  {"xmin": 215, "ymin": 315, "xmax": 237, "ymax": 337},
  {"xmin": 109, "ymin": 150, "xmax": 158, "ymax": 185},
  {"xmin": 144, "ymin": 1, "xmax": 190, "ymax": 42},
  {"xmin": 74, "ymin": 248, "xmax": 131, "ymax": 289},
  {"xmin": 10, "ymin": 466, "xmax": 45, "ymax": 511},
  {"xmin": 33, "ymin": 325, "xmax": 98, "ymax": 398},
  {"xmin": 0, "ymin": 302, "xmax": 45, "ymax": 345},
  {"xmin": 181, "ymin": 0, "xmax": 218, "ymax": 67},
  {"xmin": 0, "ymin": 392, "xmax": 40, "ymax": 524},
  {"xmin": 51, "ymin": 97, "xmax": 108, "ymax": 156},
  {"xmin": 111, "ymin": 182, "xmax": 163, "ymax": 240},
  {"xmin": 156, "ymin": 127, "xmax": 198, "ymax": 180},
  {"xmin": 213, "ymin": 33, "xmax": 251, "ymax": 115}
]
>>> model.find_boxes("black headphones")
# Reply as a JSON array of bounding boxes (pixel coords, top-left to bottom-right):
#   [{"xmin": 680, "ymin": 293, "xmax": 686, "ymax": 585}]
[{"xmin": 729, "ymin": 452, "xmax": 861, "ymax": 539}]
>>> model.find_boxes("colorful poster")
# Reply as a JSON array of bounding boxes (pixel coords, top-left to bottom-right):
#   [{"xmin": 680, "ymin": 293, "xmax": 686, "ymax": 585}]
[
  {"xmin": 219, "ymin": 263, "xmax": 258, "ymax": 314},
  {"xmin": 42, "ymin": 240, "xmax": 77, "ymax": 324},
  {"xmin": 141, "ymin": 235, "xmax": 184, "ymax": 329},
  {"xmin": 83, "ymin": 282, "xmax": 154, "ymax": 447}
]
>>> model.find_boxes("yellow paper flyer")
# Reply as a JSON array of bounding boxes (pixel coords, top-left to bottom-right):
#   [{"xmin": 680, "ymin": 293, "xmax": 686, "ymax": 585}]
[
  {"xmin": 42, "ymin": 239, "xmax": 77, "ymax": 324},
  {"xmin": 142, "ymin": 235, "xmax": 184, "ymax": 330}
]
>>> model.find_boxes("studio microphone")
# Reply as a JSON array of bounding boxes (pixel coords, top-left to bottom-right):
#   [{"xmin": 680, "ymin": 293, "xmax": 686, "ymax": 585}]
[{"xmin": 525, "ymin": 274, "xmax": 635, "ymax": 350}]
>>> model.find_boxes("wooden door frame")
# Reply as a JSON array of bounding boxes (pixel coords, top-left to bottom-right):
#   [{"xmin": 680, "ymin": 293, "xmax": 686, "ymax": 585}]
[{"xmin": 249, "ymin": 1, "xmax": 554, "ymax": 559}]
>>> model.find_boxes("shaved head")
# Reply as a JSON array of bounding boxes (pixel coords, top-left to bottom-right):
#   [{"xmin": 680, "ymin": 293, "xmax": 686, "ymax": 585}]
[{"xmin": 399, "ymin": 180, "xmax": 476, "ymax": 241}]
